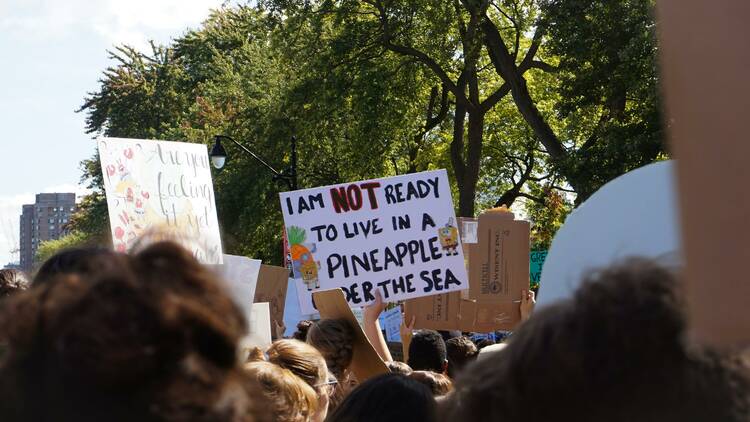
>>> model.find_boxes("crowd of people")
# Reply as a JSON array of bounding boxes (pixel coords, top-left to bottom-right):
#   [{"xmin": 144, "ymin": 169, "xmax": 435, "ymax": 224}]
[{"xmin": 1, "ymin": 240, "xmax": 749, "ymax": 421}]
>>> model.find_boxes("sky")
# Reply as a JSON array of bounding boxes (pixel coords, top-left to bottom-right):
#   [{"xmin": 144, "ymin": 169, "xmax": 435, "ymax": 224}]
[{"xmin": 0, "ymin": 0, "xmax": 228, "ymax": 265}]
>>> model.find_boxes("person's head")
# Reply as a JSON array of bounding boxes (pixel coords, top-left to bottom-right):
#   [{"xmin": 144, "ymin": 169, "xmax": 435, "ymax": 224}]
[
  {"xmin": 408, "ymin": 371, "xmax": 453, "ymax": 397},
  {"xmin": 327, "ymin": 373, "xmax": 437, "ymax": 422},
  {"xmin": 408, "ymin": 330, "xmax": 447, "ymax": 374},
  {"xmin": 243, "ymin": 360, "xmax": 317, "ymax": 422},
  {"xmin": 306, "ymin": 318, "xmax": 354, "ymax": 379},
  {"xmin": 0, "ymin": 269, "xmax": 28, "ymax": 298},
  {"xmin": 292, "ymin": 320, "xmax": 313, "ymax": 342},
  {"xmin": 445, "ymin": 336, "xmax": 477, "ymax": 378},
  {"xmin": 442, "ymin": 258, "xmax": 750, "ymax": 422},
  {"xmin": 33, "ymin": 246, "xmax": 117, "ymax": 286},
  {"xmin": 387, "ymin": 360, "xmax": 413, "ymax": 375},
  {"xmin": 266, "ymin": 339, "xmax": 331, "ymax": 422},
  {"xmin": 0, "ymin": 241, "xmax": 253, "ymax": 421},
  {"xmin": 474, "ymin": 338, "xmax": 496, "ymax": 350},
  {"xmin": 476, "ymin": 342, "xmax": 507, "ymax": 363}
]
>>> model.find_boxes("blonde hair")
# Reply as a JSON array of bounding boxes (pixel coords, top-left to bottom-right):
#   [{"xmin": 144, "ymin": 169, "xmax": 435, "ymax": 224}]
[
  {"xmin": 244, "ymin": 361, "xmax": 318, "ymax": 422},
  {"xmin": 265, "ymin": 339, "xmax": 328, "ymax": 390}
]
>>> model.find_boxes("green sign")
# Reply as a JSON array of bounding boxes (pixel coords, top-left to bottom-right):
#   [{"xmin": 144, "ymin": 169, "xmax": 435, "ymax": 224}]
[{"xmin": 530, "ymin": 250, "xmax": 547, "ymax": 289}]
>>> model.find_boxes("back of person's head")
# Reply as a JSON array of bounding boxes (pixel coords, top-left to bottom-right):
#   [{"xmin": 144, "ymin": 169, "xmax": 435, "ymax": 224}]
[
  {"xmin": 327, "ymin": 373, "xmax": 437, "ymax": 422},
  {"xmin": 438, "ymin": 330, "xmax": 461, "ymax": 343},
  {"xmin": 408, "ymin": 370, "xmax": 453, "ymax": 397},
  {"xmin": 306, "ymin": 318, "xmax": 354, "ymax": 379},
  {"xmin": 292, "ymin": 320, "xmax": 313, "ymax": 342},
  {"xmin": 0, "ymin": 241, "xmax": 253, "ymax": 421},
  {"xmin": 0, "ymin": 269, "xmax": 28, "ymax": 298},
  {"xmin": 442, "ymin": 258, "xmax": 750, "ymax": 422},
  {"xmin": 408, "ymin": 329, "xmax": 447, "ymax": 374},
  {"xmin": 243, "ymin": 361, "xmax": 317, "ymax": 422},
  {"xmin": 266, "ymin": 339, "xmax": 328, "ymax": 389},
  {"xmin": 387, "ymin": 360, "xmax": 413, "ymax": 375},
  {"xmin": 33, "ymin": 246, "xmax": 117, "ymax": 286},
  {"xmin": 445, "ymin": 336, "xmax": 477, "ymax": 378},
  {"xmin": 474, "ymin": 338, "xmax": 496, "ymax": 350}
]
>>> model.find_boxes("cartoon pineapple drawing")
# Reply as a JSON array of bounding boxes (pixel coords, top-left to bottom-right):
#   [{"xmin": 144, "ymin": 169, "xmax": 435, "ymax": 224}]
[
  {"xmin": 438, "ymin": 218, "xmax": 460, "ymax": 256},
  {"xmin": 287, "ymin": 226, "xmax": 321, "ymax": 291}
]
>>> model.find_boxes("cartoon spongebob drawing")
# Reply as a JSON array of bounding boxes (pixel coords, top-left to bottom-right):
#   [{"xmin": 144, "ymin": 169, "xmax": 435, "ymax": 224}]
[
  {"xmin": 438, "ymin": 218, "xmax": 460, "ymax": 256},
  {"xmin": 288, "ymin": 226, "xmax": 321, "ymax": 291}
]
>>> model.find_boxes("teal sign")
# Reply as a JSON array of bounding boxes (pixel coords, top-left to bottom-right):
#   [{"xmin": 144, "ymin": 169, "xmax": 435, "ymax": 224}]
[{"xmin": 530, "ymin": 250, "xmax": 547, "ymax": 288}]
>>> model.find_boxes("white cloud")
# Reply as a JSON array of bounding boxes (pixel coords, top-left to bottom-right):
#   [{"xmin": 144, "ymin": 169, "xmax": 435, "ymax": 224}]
[{"xmin": 1, "ymin": 0, "xmax": 229, "ymax": 49}]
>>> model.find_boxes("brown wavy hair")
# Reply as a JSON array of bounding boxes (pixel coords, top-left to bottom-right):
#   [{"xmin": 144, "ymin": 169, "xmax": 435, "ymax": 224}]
[
  {"xmin": 306, "ymin": 318, "xmax": 354, "ymax": 380},
  {"xmin": 0, "ymin": 241, "xmax": 255, "ymax": 421}
]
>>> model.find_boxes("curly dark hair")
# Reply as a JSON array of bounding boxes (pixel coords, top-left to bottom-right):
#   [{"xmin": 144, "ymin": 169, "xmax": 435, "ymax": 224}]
[
  {"xmin": 408, "ymin": 330, "xmax": 447, "ymax": 374},
  {"xmin": 445, "ymin": 336, "xmax": 477, "ymax": 378},
  {"xmin": 0, "ymin": 241, "xmax": 256, "ymax": 422},
  {"xmin": 442, "ymin": 258, "xmax": 750, "ymax": 422},
  {"xmin": 292, "ymin": 320, "xmax": 313, "ymax": 342}
]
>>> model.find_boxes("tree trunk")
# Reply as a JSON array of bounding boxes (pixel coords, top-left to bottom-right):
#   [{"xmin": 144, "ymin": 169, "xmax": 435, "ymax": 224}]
[{"xmin": 458, "ymin": 110, "xmax": 484, "ymax": 217}]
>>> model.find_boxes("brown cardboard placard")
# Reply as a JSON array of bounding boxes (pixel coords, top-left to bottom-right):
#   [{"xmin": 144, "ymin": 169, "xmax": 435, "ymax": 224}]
[
  {"xmin": 403, "ymin": 292, "xmax": 463, "ymax": 331},
  {"xmin": 657, "ymin": 1, "xmax": 750, "ymax": 349},
  {"xmin": 469, "ymin": 208, "xmax": 530, "ymax": 306},
  {"xmin": 312, "ymin": 288, "xmax": 389, "ymax": 382},
  {"xmin": 253, "ymin": 265, "xmax": 290, "ymax": 333}
]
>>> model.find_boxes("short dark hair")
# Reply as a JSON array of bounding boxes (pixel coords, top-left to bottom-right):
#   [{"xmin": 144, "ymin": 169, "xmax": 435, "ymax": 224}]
[
  {"xmin": 408, "ymin": 330, "xmax": 446, "ymax": 373},
  {"xmin": 33, "ymin": 246, "xmax": 118, "ymax": 286},
  {"xmin": 387, "ymin": 361, "xmax": 413, "ymax": 375},
  {"xmin": 442, "ymin": 258, "xmax": 750, "ymax": 422},
  {"xmin": 445, "ymin": 336, "xmax": 477, "ymax": 378},
  {"xmin": 327, "ymin": 373, "xmax": 436, "ymax": 422}
]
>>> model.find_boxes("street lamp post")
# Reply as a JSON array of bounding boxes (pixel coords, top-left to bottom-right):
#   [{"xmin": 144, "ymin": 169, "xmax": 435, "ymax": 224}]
[{"xmin": 209, "ymin": 135, "xmax": 298, "ymax": 191}]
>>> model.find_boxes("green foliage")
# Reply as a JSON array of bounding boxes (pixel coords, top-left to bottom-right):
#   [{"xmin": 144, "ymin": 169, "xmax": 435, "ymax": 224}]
[
  {"xmin": 34, "ymin": 231, "xmax": 90, "ymax": 269},
  {"xmin": 71, "ymin": 1, "xmax": 664, "ymax": 261}
]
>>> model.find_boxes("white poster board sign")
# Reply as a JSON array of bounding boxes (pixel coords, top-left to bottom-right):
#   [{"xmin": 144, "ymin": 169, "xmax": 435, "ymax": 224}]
[
  {"xmin": 379, "ymin": 306, "xmax": 403, "ymax": 342},
  {"xmin": 242, "ymin": 302, "xmax": 273, "ymax": 351},
  {"xmin": 538, "ymin": 161, "xmax": 681, "ymax": 307},
  {"xmin": 221, "ymin": 254, "xmax": 262, "ymax": 316},
  {"xmin": 280, "ymin": 169, "xmax": 468, "ymax": 314},
  {"xmin": 98, "ymin": 137, "xmax": 222, "ymax": 264}
]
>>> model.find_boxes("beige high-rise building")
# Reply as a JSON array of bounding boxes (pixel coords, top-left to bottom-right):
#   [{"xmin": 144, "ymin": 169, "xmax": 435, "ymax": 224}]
[{"xmin": 19, "ymin": 193, "xmax": 76, "ymax": 272}]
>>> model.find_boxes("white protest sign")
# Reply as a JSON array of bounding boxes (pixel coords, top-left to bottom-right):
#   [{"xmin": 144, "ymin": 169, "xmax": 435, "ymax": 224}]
[
  {"xmin": 280, "ymin": 169, "xmax": 468, "ymax": 314},
  {"xmin": 538, "ymin": 161, "xmax": 681, "ymax": 307},
  {"xmin": 242, "ymin": 302, "xmax": 273, "ymax": 351},
  {"xmin": 379, "ymin": 306, "xmax": 403, "ymax": 342},
  {"xmin": 221, "ymin": 254, "xmax": 262, "ymax": 316},
  {"xmin": 98, "ymin": 138, "xmax": 223, "ymax": 264}
]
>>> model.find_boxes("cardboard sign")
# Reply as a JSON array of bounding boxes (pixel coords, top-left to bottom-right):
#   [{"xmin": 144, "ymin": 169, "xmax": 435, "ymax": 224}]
[
  {"xmin": 97, "ymin": 138, "xmax": 222, "ymax": 264},
  {"xmin": 468, "ymin": 208, "xmax": 530, "ymax": 304},
  {"xmin": 537, "ymin": 161, "xmax": 681, "ymax": 308},
  {"xmin": 221, "ymin": 255, "xmax": 262, "ymax": 313},
  {"xmin": 379, "ymin": 306, "xmax": 403, "ymax": 342},
  {"xmin": 280, "ymin": 170, "xmax": 468, "ymax": 314},
  {"xmin": 530, "ymin": 250, "xmax": 547, "ymax": 288},
  {"xmin": 657, "ymin": 1, "xmax": 750, "ymax": 349},
  {"xmin": 254, "ymin": 264, "xmax": 290, "ymax": 333},
  {"xmin": 312, "ymin": 289, "xmax": 389, "ymax": 382},
  {"xmin": 241, "ymin": 302, "xmax": 273, "ymax": 351},
  {"xmin": 404, "ymin": 291, "xmax": 464, "ymax": 331}
]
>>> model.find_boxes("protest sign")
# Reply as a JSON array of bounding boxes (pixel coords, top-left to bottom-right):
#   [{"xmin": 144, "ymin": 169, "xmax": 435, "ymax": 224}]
[
  {"xmin": 530, "ymin": 250, "xmax": 547, "ymax": 289},
  {"xmin": 537, "ymin": 161, "xmax": 681, "ymax": 308},
  {"xmin": 97, "ymin": 138, "xmax": 222, "ymax": 264},
  {"xmin": 404, "ymin": 292, "xmax": 472, "ymax": 331},
  {"xmin": 379, "ymin": 306, "xmax": 403, "ymax": 342},
  {"xmin": 658, "ymin": 1, "xmax": 750, "ymax": 350},
  {"xmin": 241, "ymin": 302, "xmax": 273, "ymax": 351},
  {"xmin": 221, "ymin": 255, "xmax": 262, "ymax": 313},
  {"xmin": 254, "ymin": 264, "xmax": 290, "ymax": 334},
  {"xmin": 280, "ymin": 170, "xmax": 468, "ymax": 314},
  {"xmin": 313, "ymin": 288, "xmax": 389, "ymax": 382}
]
